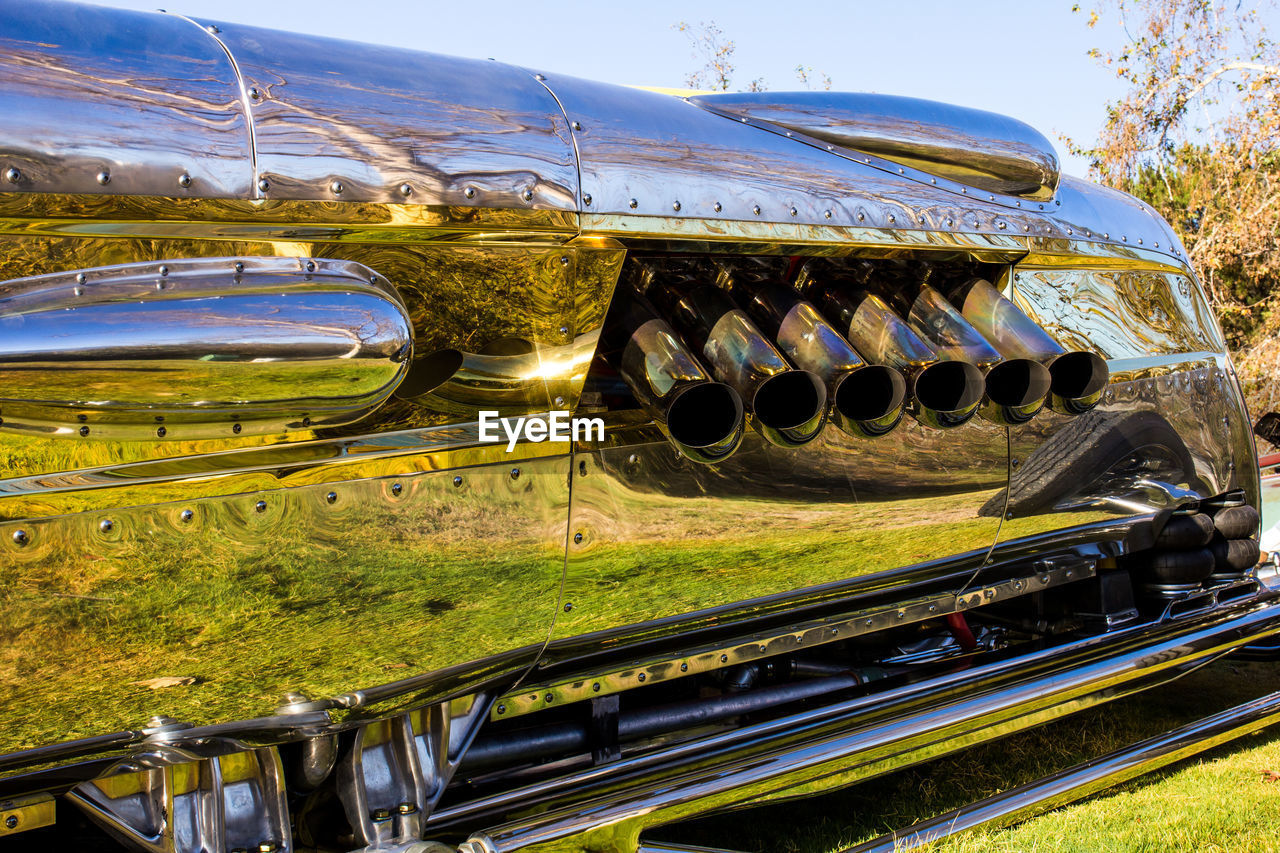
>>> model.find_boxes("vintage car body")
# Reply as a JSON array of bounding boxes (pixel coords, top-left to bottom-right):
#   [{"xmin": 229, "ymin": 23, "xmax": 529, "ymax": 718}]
[{"xmin": 0, "ymin": 2, "xmax": 1275, "ymax": 851}]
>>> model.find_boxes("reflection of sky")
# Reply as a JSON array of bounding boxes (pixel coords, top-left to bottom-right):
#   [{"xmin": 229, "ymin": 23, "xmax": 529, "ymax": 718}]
[{"xmin": 92, "ymin": 0, "xmax": 1280, "ymax": 176}]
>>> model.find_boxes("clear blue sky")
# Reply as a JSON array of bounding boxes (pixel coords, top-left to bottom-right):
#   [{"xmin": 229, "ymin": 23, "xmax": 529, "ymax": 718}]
[{"xmin": 89, "ymin": 0, "xmax": 1278, "ymax": 176}]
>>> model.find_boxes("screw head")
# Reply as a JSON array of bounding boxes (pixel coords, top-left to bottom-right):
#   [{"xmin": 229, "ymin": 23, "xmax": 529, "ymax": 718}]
[
  {"xmin": 180, "ymin": 509, "xmax": 194, "ymax": 522},
  {"xmin": 592, "ymin": 682, "xmax": 601, "ymax": 691},
  {"xmin": 4, "ymin": 167, "xmax": 20, "ymax": 183},
  {"xmin": 96, "ymin": 170, "xmax": 110, "ymax": 185},
  {"xmin": 178, "ymin": 172, "xmax": 192, "ymax": 188}
]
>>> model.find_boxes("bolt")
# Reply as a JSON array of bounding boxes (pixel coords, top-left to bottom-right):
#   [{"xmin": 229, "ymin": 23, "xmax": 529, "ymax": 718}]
[
  {"xmin": 370, "ymin": 808, "xmax": 392, "ymax": 822},
  {"xmin": 789, "ymin": 206, "xmax": 797, "ymax": 217},
  {"xmin": 1011, "ymin": 458, "xmax": 1021, "ymax": 467},
  {"xmin": 824, "ymin": 209, "xmax": 832, "ymax": 219},
  {"xmin": 752, "ymin": 204, "xmax": 761, "ymax": 215},
  {"xmin": 326, "ymin": 491, "xmax": 337, "ymax": 504},
  {"xmin": 1006, "ymin": 511, "xmax": 1014, "ymax": 520},
  {"xmin": 545, "ymin": 692, "xmax": 554, "ymax": 701},
  {"xmin": 397, "ymin": 802, "xmax": 418, "ymax": 815}
]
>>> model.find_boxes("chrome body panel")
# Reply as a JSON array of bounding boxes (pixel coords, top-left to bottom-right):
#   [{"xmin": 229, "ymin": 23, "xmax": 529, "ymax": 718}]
[
  {"xmin": 689, "ymin": 92, "xmax": 1061, "ymax": 199},
  {"xmin": 0, "ymin": 4, "xmax": 1268, "ymax": 851}
]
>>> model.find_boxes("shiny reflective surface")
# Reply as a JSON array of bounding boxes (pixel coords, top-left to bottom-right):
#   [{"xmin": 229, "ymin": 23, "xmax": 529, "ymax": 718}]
[
  {"xmin": 0, "ymin": 256, "xmax": 412, "ymax": 439},
  {"xmin": 689, "ymin": 92, "xmax": 1061, "ymax": 199}
]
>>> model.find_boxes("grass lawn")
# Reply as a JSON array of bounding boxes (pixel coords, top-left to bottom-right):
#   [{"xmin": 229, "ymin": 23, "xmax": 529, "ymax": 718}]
[{"xmin": 654, "ymin": 659, "xmax": 1280, "ymax": 853}]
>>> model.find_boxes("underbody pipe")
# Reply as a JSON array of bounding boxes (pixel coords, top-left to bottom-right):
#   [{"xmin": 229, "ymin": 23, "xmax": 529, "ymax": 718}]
[
  {"xmin": 799, "ymin": 275, "xmax": 983, "ymax": 428},
  {"xmin": 896, "ymin": 282, "xmax": 1051, "ymax": 426},
  {"xmin": 641, "ymin": 275, "xmax": 827, "ymax": 448},
  {"xmin": 608, "ymin": 298, "xmax": 745, "ymax": 464},
  {"xmin": 848, "ymin": 688, "xmax": 1280, "ymax": 852},
  {"xmin": 431, "ymin": 597, "xmax": 1280, "ymax": 844},
  {"xmin": 727, "ymin": 277, "xmax": 906, "ymax": 438},
  {"xmin": 952, "ymin": 276, "xmax": 1110, "ymax": 415}
]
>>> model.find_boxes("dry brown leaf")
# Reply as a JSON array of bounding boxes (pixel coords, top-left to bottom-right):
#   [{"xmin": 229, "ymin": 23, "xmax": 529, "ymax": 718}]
[{"xmin": 129, "ymin": 676, "xmax": 198, "ymax": 690}]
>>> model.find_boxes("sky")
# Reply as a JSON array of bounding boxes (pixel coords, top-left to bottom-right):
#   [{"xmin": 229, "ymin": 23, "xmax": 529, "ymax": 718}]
[{"xmin": 88, "ymin": 0, "xmax": 1276, "ymax": 177}]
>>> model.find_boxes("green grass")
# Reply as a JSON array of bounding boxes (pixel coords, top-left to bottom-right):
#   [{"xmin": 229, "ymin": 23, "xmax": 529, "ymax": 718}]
[{"xmin": 651, "ymin": 661, "xmax": 1280, "ymax": 853}]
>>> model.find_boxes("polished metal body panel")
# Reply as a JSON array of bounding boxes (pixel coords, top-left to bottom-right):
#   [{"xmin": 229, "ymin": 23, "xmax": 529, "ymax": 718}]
[
  {"xmin": 0, "ymin": 5, "xmax": 1267, "ymax": 851},
  {"xmin": 689, "ymin": 92, "xmax": 1061, "ymax": 199}
]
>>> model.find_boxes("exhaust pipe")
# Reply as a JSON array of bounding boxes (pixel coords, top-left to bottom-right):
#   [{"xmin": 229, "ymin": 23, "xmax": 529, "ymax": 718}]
[
  {"xmin": 639, "ymin": 271, "xmax": 827, "ymax": 448},
  {"xmin": 951, "ymin": 276, "xmax": 1110, "ymax": 415},
  {"xmin": 797, "ymin": 271, "xmax": 984, "ymax": 429},
  {"xmin": 725, "ymin": 276, "xmax": 906, "ymax": 438},
  {"xmin": 888, "ymin": 271, "xmax": 1051, "ymax": 426},
  {"xmin": 607, "ymin": 298, "xmax": 745, "ymax": 464}
]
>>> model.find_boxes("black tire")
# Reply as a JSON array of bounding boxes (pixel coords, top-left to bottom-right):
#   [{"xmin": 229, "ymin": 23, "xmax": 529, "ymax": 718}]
[
  {"xmin": 1212, "ymin": 505, "xmax": 1261, "ymax": 540},
  {"xmin": 984, "ymin": 410, "xmax": 1199, "ymax": 518},
  {"xmin": 1155, "ymin": 513, "xmax": 1214, "ymax": 550}
]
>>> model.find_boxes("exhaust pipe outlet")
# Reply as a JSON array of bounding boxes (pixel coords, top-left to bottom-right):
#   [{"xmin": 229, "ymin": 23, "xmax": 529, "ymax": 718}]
[
  {"xmin": 898, "ymin": 283, "xmax": 1051, "ymax": 426},
  {"xmin": 608, "ymin": 298, "xmax": 745, "ymax": 464},
  {"xmin": 727, "ymin": 276, "xmax": 906, "ymax": 438},
  {"xmin": 953, "ymin": 276, "xmax": 1110, "ymax": 414},
  {"xmin": 640, "ymin": 272, "xmax": 827, "ymax": 448},
  {"xmin": 799, "ymin": 273, "xmax": 984, "ymax": 429}
]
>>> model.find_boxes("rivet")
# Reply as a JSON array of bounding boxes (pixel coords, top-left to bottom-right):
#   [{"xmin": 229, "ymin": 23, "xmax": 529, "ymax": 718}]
[
  {"xmin": 330, "ymin": 180, "xmax": 344, "ymax": 195},
  {"xmin": 232, "ymin": 423, "xmax": 242, "ymax": 434},
  {"xmin": 325, "ymin": 491, "xmax": 337, "ymax": 504},
  {"xmin": 234, "ymin": 261, "xmax": 244, "ymax": 274},
  {"xmin": 713, "ymin": 201, "xmax": 722, "ymax": 212},
  {"xmin": 960, "ymin": 187, "xmax": 967, "ymax": 193},
  {"xmin": 1121, "ymin": 235, "xmax": 1127, "ymax": 242},
  {"xmin": 79, "ymin": 425, "xmax": 90, "ymax": 437},
  {"xmin": 453, "ymin": 475, "xmax": 463, "ymax": 487},
  {"xmin": 1104, "ymin": 232, "xmax": 1110, "ymax": 239},
  {"xmin": 592, "ymin": 682, "xmax": 601, "ymax": 691},
  {"xmin": 535, "ymin": 73, "xmax": 546, "ymax": 81},
  {"xmin": 1015, "ymin": 201, "xmax": 1022, "ymax": 207},
  {"xmin": 11, "ymin": 530, "xmax": 28, "ymax": 546},
  {"xmin": 1155, "ymin": 241, "xmax": 1160, "ymax": 248},
  {"xmin": 759, "ymin": 645, "xmax": 767, "ymax": 652},
  {"xmin": 397, "ymin": 803, "xmax": 418, "ymax": 815},
  {"xmin": 931, "ymin": 178, "xmax": 936, "ymax": 184},
  {"xmin": 399, "ymin": 183, "xmax": 413, "ymax": 197},
  {"xmin": 573, "ymin": 532, "xmax": 583, "ymax": 544},
  {"xmin": 897, "ymin": 167, "xmax": 904, "ymax": 174},
  {"xmin": 636, "ymin": 673, "xmax": 645, "ymax": 682},
  {"xmin": 571, "ymin": 120, "xmax": 582, "ymax": 131},
  {"xmin": 946, "ymin": 217, "xmax": 954, "ymax": 226},
  {"xmin": 680, "ymin": 663, "xmax": 688, "ymax": 672},
  {"xmin": 928, "ymin": 604, "xmax": 937, "ymax": 613},
  {"xmin": 896, "ymin": 610, "xmax": 906, "ymax": 619},
  {"xmin": 96, "ymin": 170, "xmax": 111, "ymax": 185},
  {"xmin": 180, "ymin": 509, "xmax": 194, "ymax": 522},
  {"xmin": 1011, "ymin": 457, "xmax": 1021, "ymax": 467},
  {"xmin": 629, "ymin": 198, "xmax": 638, "ymax": 209},
  {"xmin": 1023, "ymin": 224, "xmax": 1029, "ymax": 232},
  {"xmin": 1005, "ymin": 511, "xmax": 1014, "ymax": 519},
  {"xmin": 673, "ymin": 200, "xmax": 681, "ymax": 212},
  {"xmin": 857, "ymin": 212, "xmax": 865, "ymax": 222},
  {"xmin": 521, "ymin": 187, "xmax": 533, "ymax": 201},
  {"xmin": 554, "ymin": 396, "xmax": 565, "ymax": 406},
  {"xmin": 720, "ymin": 654, "xmax": 728, "ymax": 663},
  {"xmin": 302, "ymin": 260, "xmax": 315, "ymax": 273},
  {"xmin": 997, "ymin": 221, "xmax": 1006, "ymax": 230},
  {"xmin": 156, "ymin": 426, "xmax": 166, "ymax": 437},
  {"xmin": 178, "ymin": 172, "xmax": 192, "ymax": 188},
  {"xmin": 301, "ymin": 417, "xmax": 312, "ymax": 428},
  {"xmin": 582, "ymin": 193, "xmax": 592, "ymax": 205},
  {"xmin": 391, "ymin": 482, "xmax": 402, "ymax": 496},
  {"xmin": 4, "ymin": 815, "xmax": 18, "ymax": 829},
  {"xmin": 258, "ymin": 178, "xmax": 270, "ymax": 192},
  {"xmin": 72, "ymin": 286, "xmax": 83, "ymax": 296},
  {"xmin": 545, "ymin": 692, "xmax": 554, "ymax": 701},
  {"xmin": 496, "ymin": 704, "xmax": 506, "ymax": 714},
  {"xmin": 1138, "ymin": 237, "xmax": 1143, "ymax": 244},
  {"xmin": 464, "ymin": 186, "xmax": 475, "ymax": 199},
  {"xmin": 865, "ymin": 618, "xmax": 873, "ymax": 627},
  {"xmin": 563, "ymin": 602, "xmax": 573, "ymax": 612},
  {"xmin": 1040, "ymin": 574, "xmax": 1050, "ymax": 584},
  {"xmin": 752, "ymin": 204, "xmax": 761, "ymax": 215},
  {"xmin": 1068, "ymin": 228, "xmax": 1073, "ymax": 235},
  {"xmin": 4, "ymin": 167, "xmax": 20, "ymax": 183},
  {"xmin": 627, "ymin": 453, "xmax": 640, "ymax": 466},
  {"xmin": 789, "ymin": 206, "xmax": 797, "ymax": 217},
  {"xmin": 510, "ymin": 467, "xmax": 520, "ymax": 480},
  {"xmin": 205, "ymin": 24, "xmax": 219, "ymax": 33},
  {"xmin": 888, "ymin": 214, "xmax": 895, "ymax": 223},
  {"xmin": 559, "ymin": 325, "xmax": 569, "ymax": 336},
  {"xmin": 824, "ymin": 210, "xmax": 832, "ymax": 219},
  {"xmin": 248, "ymin": 87, "xmax": 261, "ymax": 101},
  {"xmin": 255, "ymin": 500, "xmax": 267, "ymax": 513},
  {"xmin": 76, "ymin": 273, "xmax": 87, "ymax": 284}
]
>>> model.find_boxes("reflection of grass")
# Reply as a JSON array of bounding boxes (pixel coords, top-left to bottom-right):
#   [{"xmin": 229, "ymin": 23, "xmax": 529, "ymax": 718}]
[
  {"xmin": 653, "ymin": 661, "xmax": 1280, "ymax": 853},
  {"xmin": 0, "ymin": 473, "xmax": 565, "ymax": 752}
]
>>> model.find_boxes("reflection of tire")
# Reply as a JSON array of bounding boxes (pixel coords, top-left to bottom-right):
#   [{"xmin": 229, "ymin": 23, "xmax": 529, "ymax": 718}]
[{"xmin": 982, "ymin": 410, "xmax": 1197, "ymax": 518}]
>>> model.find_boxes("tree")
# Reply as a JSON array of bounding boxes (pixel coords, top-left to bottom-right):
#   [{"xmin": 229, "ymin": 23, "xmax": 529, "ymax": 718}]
[{"xmin": 673, "ymin": 21, "xmax": 832, "ymax": 93}]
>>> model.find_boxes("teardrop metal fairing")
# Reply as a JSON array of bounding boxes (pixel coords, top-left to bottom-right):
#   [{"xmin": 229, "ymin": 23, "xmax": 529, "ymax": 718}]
[{"xmin": 0, "ymin": 257, "xmax": 413, "ymax": 438}]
